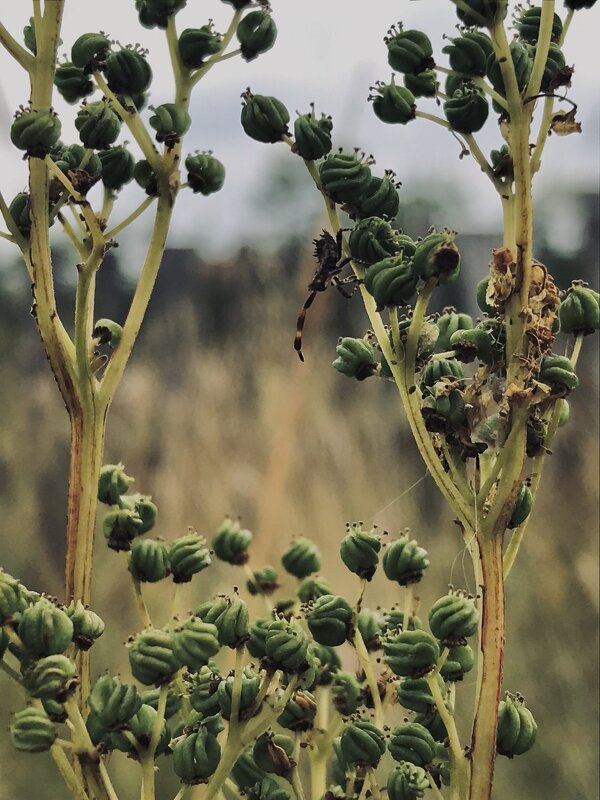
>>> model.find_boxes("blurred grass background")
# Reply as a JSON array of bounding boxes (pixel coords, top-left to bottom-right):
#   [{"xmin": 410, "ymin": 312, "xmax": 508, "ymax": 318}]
[{"xmin": 0, "ymin": 179, "xmax": 597, "ymax": 799}]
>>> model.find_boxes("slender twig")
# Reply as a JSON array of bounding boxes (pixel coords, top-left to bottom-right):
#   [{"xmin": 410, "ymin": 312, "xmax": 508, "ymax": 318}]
[
  {"xmin": 104, "ymin": 196, "xmax": 156, "ymax": 240},
  {"xmin": 50, "ymin": 744, "xmax": 90, "ymax": 800},
  {"xmin": 0, "ymin": 20, "xmax": 34, "ymax": 70},
  {"xmin": 190, "ymin": 11, "xmax": 243, "ymax": 86}
]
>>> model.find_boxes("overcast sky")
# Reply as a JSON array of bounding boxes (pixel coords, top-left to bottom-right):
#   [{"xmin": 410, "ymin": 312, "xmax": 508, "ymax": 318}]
[{"xmin": 0, "ymin": 1, "xmax": 598, "ymax": 259}]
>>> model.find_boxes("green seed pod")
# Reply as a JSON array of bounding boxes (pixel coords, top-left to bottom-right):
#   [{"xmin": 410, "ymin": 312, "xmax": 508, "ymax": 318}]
[
  {"xmin": 253, "ymin": 732, "xmax": 295, "ymax": 777},
  {"xmin": 237, "ymin": 10, "xmax": 277, "ymax": 62},
  {"xmin": 103, "ymin": 507, "xmax": 144, "ymax": 551},
  {"xmin": 185, "ymin": 152, "xmax": 226, "ymax": 195},
  {"xmin": 449, "ymin": 326, "xmax": 499, "ymax": 366},
  {"xmin": 397, "ymin": 674, "xmax": 444, "ymax": 713},
  {"xmin": 403, "ymin": 69, "xmax": 437, "ymax": 98},
  {"xmin": 247, "ymin": 777, "xmax": 291, "ymax": 800},
  {"xmin": 455, "ymin": 0, "xmax": 505, "ymax": 27},
  {"xmin": 297, "ymin": 576, "xmax": 332, "ymax": 603},
  {"xmin": 332, "ymin": 337, "xmax": 378, "ymax": 381},
  {"xmin": 140, "ymin": 685, "xmax": 181, "ymax": 719},
  {"xmin": 54, "ymin": 62, "xmax": 95, "ymax": 104},
  {"xmin": 11, "ymin": 107, "xmax": 61, "ymax": 156},
  {"xmin": 178, "ymin": 25, "xmax": 222, "ymax": 69},
  {"xmin": 196, "ymin": 596, "xmax": 249, "ymax": 649},
  {"xmin": 422, "ymin": 389, "xmax": 467, "ymax": 433},
  {"xmin": 65, "ymin": 599, "xmax": 105, "ymax": 650},
  {"xmin": 0, "ymin": 571, "xmax": 29, "ymax": 624},
  {"xmin": 387, "ymin": 763, "xmax": 430, "ymax": 800},
  {"xmin": 187, "ymin": 665, "xmax": 222, "ymax": 715},
  {"xmin": 98, "ymin": 463, "xmax": 132, "ymax": 505},
  {"xmin": 413, "ymin": 230, "xmax": 460, "ymax": 284},
  {"xmin": 490, "ymin": 146, "xmax": 514, "ymax": 181},
  {"xmin": 339, "ymin": 525, "xmax": 381, "ymax": 579},
  {"xmin": 441, "ymin": 644, "xmax": 476, "ymax": 682},
  {"xmin": 18, "ymin": 599, "xmax": 74, "ymax": 658},
  {"xmin": 174, "ymin": 617, "xmax": 220, "ymax": 670},
  {"xmin": 526, "ymin": 417, "xmax": 547, "ymax": 458},
  {"xmin": 173, "ymin": 727, "xmax": 221, "ymax": 783},
  {"xmin": 445, "ymin": 73, "xmax": 470, "ymax": 100},
  {"xmin": 356, "ymin": 173, "xmax": 401, "ymax": 219},
  {"xmin": 340, "ymin": 719, "xmax": 386, "ymax": 767},
  {"xmin": 133, "ymin": 159, "xmax": 158, "ymax": 194},
  {"xmin": 213, "ymin": 517, "xmax": 253, "ymax": 565},
  {"xmin": 105, "ymin": 47, "xmax": 152, "ymax": 95},
  {"xmin": 564, "ymin": 0, "xmax": 597, "ymax": 8},
  {"xmin": 330, "ymin": 737, "xmax": 350, "ymax": 786},
  {"xmin": 71, "ymin": 32, "xmax": 110, "ymax": 71},
  {"xmin": 264, "ymin": 618, "xmax": 309, "ymax": 672},
  {"xmin": 311, "ymin": 642, "xmax": 341, "ymax": 684},
  {"xmin": 497, "ymin": 693, "xmax": 537, "ymax": 757},
  {"xmin": 364, "ymin": 255, "xmax": 418, "ymax": 309},
  {"xmin": 442, "ymin": 32, "xmax": 493, "ymax": 77},
  {"xmin": 277, "ymin": 689, "xmax": 316, "ymax": 731},
  {"xmin": 169, "ymin": 532, "xmax": 211, "ymax": 583},
  {"xmin": 247, "ymin": 618, "xmax": 271, "ymax": 660},
  {"xmin": 508, "ymin": 484, "xmax": 533, "ymax": 529},
  {"xmin": 149, "ymin": 103, "xmax": 191, "ymax": 144},
  {"xmin": 383, "ymin": 609, "xmax": 422, "ymax": 633},
  {"xmin": 98, "ymin": 145, "xmax": 135, "ymax": 191},
  {"xmin": 306, "ymin": 594, "xmax": 353, "ymax": 647},
  {"xmin": 557, "ymin": 398, "xmax": 570, "ymax": 427},
  {"xmin": 370, "ymin": 80, "xmax": 416, "ymax": 125},
  {"xmin": 247, "ymin": 566, "xmax": 279, "ymax": 596},
  {"xmin": 386, "ymin": 27, "xmax": 434, "ymax": 75},
  {"xmin": 281, "ymin": 537, "xmax": 320, "ymax": 578},
  {"xmin": 539, "ymin": 354, "xmax": 579, "ymax": 391},
  {"xmin": 135, "ymin": 0, "xmax": 187, "ymax": 29},
  {"xmin": 444, "ymin": 86, "xmax": 489, "ymax": 133},
  {"xmin": 88, "ymin": 674, "xmax": 142, "ymax": 729},
  {"xmin": 128, "ymin": 628, "xmax": 181, "ymax": 685},
  {"xmin": 292, "ymin": 108, "xmax": 333, "ymax": 160},
  {"xmin": 487, "ymin": 40, "xmax": 533, "ymax": 98},
  {"xmin": 232, "ymin": 752, "xmax": 267, "ymax": 790},
  {"xmin": 559, "ymin": 283, "xmax": 600, "ymax": 335},
  {"xmin": 23, "ymin": 654, "xmax": 77, "ymax": 700},
  {"xmin": 436, "ymin": 306, "xmax": 473, "ymax": 353},
  {"xmin": 538, "ymin": 43, "xmax": 568, "ymax": 92},
  {"xmin": 517, "ymin": 7, "xmax": 563, "ymax": 44},
  {"xmin": 429, "ymin": 591, "xmax": 479, "ymax": 645},
  {"xmin": 23, "ymin": 17, "xmax": 37, "ymax": 54},
  {"xmin": 241, "ymin": 90, "xmax": 290, "ymax": 144},
  {"xmin": 348, "ymin": 217, "xmax": 407, "ymax": 265},
  {"xmin": 383, "ymin": 535, "xmax": 429, "ymax": 586},
  {"xmin": 75, "ymin": 101, "xmax": 121, "ymax": 150},
  {"xmin": 389, "ymin": 721, "xmax": 437, "ymax": 766},
  {"xmin": 0, "ymin": 627, "xmax": 8, "ymax": 659},
  {"xmin": 92, "ymin": 319, "xmax": 123, "ymax": 350},
  {"xmin": 53, "ymin": 142, "xmax": 103, "ymax": 189},
  {"xmin": 41, "ymin": 697, "xmax": 67, "ymax": 723},
  {"xmin": 130, "ymin": 538, "xmax": 170, "ymax": 583},
  {"xmin": 318, "ymin": 150, "xmax": 373, "ymax": 204},
  {"xmin": 217, "ymin": 667, "xmax": 261, "ymax": 719},
  {"xmin": 111, "ymin": 703, "xmax": 170, "ymax": 754},
  {"xmin": 8, "ymin": 192, "xmax": 31, "ymax": 237},
  {"xmin": 120, "ymin": 493, "xmax": 157, "ymax": 535},
  {"xmin": 384, "ymin": 629, "xmax": 440, "ymax": 678},
  {"xmin": 331, "ymin": 670, "xmax": 363, "ymax": 715},
  {"xmin": 222, "ymin": 0, "xmax": 253, "ymax": 6},
  {"xmin": 357, "ymin": 609, "xmax": 383, "ymax": 651},
  {"xmin": 10, "ymin": 707, "xmax": 57, "ymax": 753},
  {"xmin": 421, "ymin": 358, "xmax": 464, "ymax": 395},
  {"xmin": 414, "ymin": 710, "xmax": 447, "ymax": 743}
]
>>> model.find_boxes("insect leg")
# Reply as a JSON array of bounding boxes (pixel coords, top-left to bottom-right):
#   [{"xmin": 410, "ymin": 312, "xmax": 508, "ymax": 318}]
[{"xmin": 294, "ymin": 290, "xmax": 318, "ymax": 362}]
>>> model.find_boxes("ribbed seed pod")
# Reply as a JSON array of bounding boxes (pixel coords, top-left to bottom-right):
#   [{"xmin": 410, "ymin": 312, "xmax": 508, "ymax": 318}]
[
  {"xmin": 23, "ymin": 655, "xmax": 78, "ymax": 700},
  {"xmin": 65, "ymin": 599, "xmax": 105, "ymax": 650},
  {"xmin": 88, "ymin": 674, "xmax": 142, "ymax": 729},
  {"xmin": 516, "ymin": 6, "xmax": 563, "ymax": 43},
  {"xmin": 539, "ymin": 354, "xmax": 579, "ymax": 391},
  {"xmin": 339, "ymin": 525, "xmax": 381, "ymax": 579},
  {"xmin": 23, "ymin": 17, "xmax": 37, "ymax": 55},
  {"xmin": 8, "ymin": 192, "xmax": 31, "ymax": 237},
  {"xmin": 340, "ymin": 719, "xmax": 386, "ymax": 767},
  {"xmin": 253, "ymin": 732, "xmax": 295, "ymax": 777},
  {"xmin": 71, "ymin": 32, "xmax": 111, "ymax": 71},
  {"xmin": 111, "ymin": 704, "xmax": 170, "ymax": 754},
  {"xmin": 187, "ymin": 665, "xmax": 222, "ymax": 715},
  {"xmin": 364, "ymin": 255, "xmax": 418, "ymax": 308},
  {"xmin": 454, "ymin": 0, "xmax": 505, "ymax": 27},
  {"xmin": 247, "ymin": 618, "xmax": 271, "ymax": 660},
  {"xmin": 54, "ymin": 62, "xmax": 94, "ymax": 104},
  {"xmin": 133, "ymin": 159, "xmax": 158, "ymax": 194},
  {"xmin": 318, "ymin": 151, "xmax": 373, "ymax": 205},
  {"xmin": 247, "ymin": 776, "xmax": 291, "ymax": 800},
  {"xmin": 236, "ymin": 10, "xmax": 277, "ymax": 61},
  {"xmin": 449, "ymin": 326, "xmax": 502, "ymax": 367},
  {"xmin": 559, "ymin": 283, "xmax": 600, "ymax": 335},
  {"xmin": 10, "ymin": 708, "xmax": 57, "ymax": 753},
  {"xmin": 18, "ymin": 599, "xmax": 73, "ymax": 658},
  {"xmin": 247, "ymin": 566, "xmax": 279, "ymax": 596},
  {"xmin": 487, "ymin": 40, "xmax": 533, "ymax": 98},
  {"xmin": 414, "ymin": 710, "xmax": 448, "ymax": 743},
  {"xmin": 173, "ymin": 727, "xmax": 221, "ymax": 783},
  {"xmin": 130, "ymin": 538, "xmax": 170, "ymax": 583},
  {"xmin": 348, "ymin": 216, "xmax": 407, "ymax": 265},
  {"xmin": 311, "ymin": 642, "xmax": 341, "ymax": 684},
  {"xmin": 413, "ymin": 230, "xmax": 460, "ymax": 284},
  {"xmin": 174, "ymin": 617, "xmax": 220, "ymax": 670},
  {"xmin": 241, "ymin": 91, "xmax": 289, "ymax": 143},
  {"xmin": 404, "ymin": 69, "xmax": 437, "ymax": 98},
  {"xmin": 332, "ymin": 337, "xmax": 378, "ymax": 381},
  {"xmin": 497, "ymin": 693, "xmax": 537, "ymax": 757},
  {"xmin": 0, "ymin": 571, "xmax": 29, "ymax": 624},
  {"xmin": 185, "ymin": 153, "xmax": 226, "ymax": 195},
  {"xmin": 149, "ymin": 103, "xmax": 191, "ymax": 144},
  {"xmin": 128, "ymin": 628, "xmax": 181, "ymax": 685},
  {"xmin": 436, "ymin": 309, "xmax": 474, "ymax": 352},
  {"xmin": 428, "ymin": 591, "xmax": 479, "ymax": 645},
  {"xmin": 490, "ymin": 146, "xmax": 513, "ymax": 182},
  {"xmin": 442, "ymin": 31, "xmax": 493, "ymax": 76},
  {"xmin": 120, "ymin": 493, "xmax": 157, "ymax": 535},
  {"xmin": 196, "ymin": 596, "xmax": 249, "ymax": 648},
  {"xmin": 98, "ymin": 463, "xmax": 132, "ymax": 504},
  {"xmin": 217, "ymin": 667, "xmax": 261, "ymax": 719},
  {"xmin": 444, "ymin": 86, "xmax": 489, "ymax": 133},
  {"xmin": 389, "ymin": 721, "xmax": 437, "ymax": 766},
  {"xmin": 386, "ymin": 27, "xmax": 434, "ymax": 74},
  {"xmin": 508, "ymin": 484, "xmax": 533, "ymax": 529},
  {"xmin": 422, "ymin": 390, "xmax": 467, "ymax": 433},
  {"xmin": 169, "ymin": 532, "xmax": 211, "ymax": 582},
  {"xmin": 307, "ymin": 594, "xmax": 353, "ymax": 647},
  {"xmin": 264, "ymin": 619, "xmax": 308, "ymax": 672},
  {"xmin": 277, "ymin": 690, "xmax": 316, "ymax": 731},
  {"xmin": 397, "ymin": 673, "xmax": 445, "ymax": 713},
  {"xmin": 370, "ymin": 80, "xmax": 416, "ymax": 125},
  {"xmin": 356, "ymin": 173, "xmax": 400, "ymax": 219},
  {"xmin": 357, "ymin": 609, "xmax": 384, "ymax": 651},
  {"xmin": 383, "ymin": 609, "xmax": 422, "ymax": 633},
  {"xmin": 297, "ymin": 576, "xmax": 332, "ymax": 603},
  {"xmin": 421, "ymin": 359, "xmax": 464, "ymax": 396},
  {"xmin": 75, "ymin": 101, "xmax": 121, "ymax": 150},
  {"xmin": 564, "ymin": 0, "xmax": 597, "ymax": 9},
  {"xmin": 11, "ymin": 107, "xmax": 61, "ymax": 156},
  {"xmin": 292, "ymin": 108, "xmax": 333, "ymax": 160},
  {"xmin": 332, "ymin": 670, "xmax": 363, "ymax": 715},
  {"xmin": 141, "ymin": 685, "xmax": 182, "ymax": 719},
  {"xmin": 440, "ymin": 644, "xmax": 475, "ymax": 681},
  {"xmin": 536, "ymin": 43, "xmax": 568, "ymax": 91},
  {"xmin": 384, "ymin": 629, "xmax": 439, "ymax": 677},
  {"xmin": 102, "ymin": 507, "xmax": 144, "ymax": 551},
  {"xmin": 213, "ymin": 518, "xmax": 253, "ymax": 565},
  {"xmin": 383, "ymin": 536, "xmax": 429, "ymax": 586},
  {"xmin": 387, "ymin": 763, "xmax": 430, "ymax": 800},
  {"xmin": 105, "ymin": 47, "xmax": 152, "ymax": 95},
  {"xmin": 232, "ymin": 752, "xmax": 267, "ymax": 790},
  {"xmin": 281, "ymin": 538, "xmax": 320, "ymax": 578},
  {"xmin": 178, "ymin": 25, "xmax": 222, "ymax": 69}
]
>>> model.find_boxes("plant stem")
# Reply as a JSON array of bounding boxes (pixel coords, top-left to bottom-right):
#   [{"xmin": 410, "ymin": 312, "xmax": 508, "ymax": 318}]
[
  {"xmin": 0, "ymin": 20, "xmax": 34, "ymax": 70},
  {"xmin": 104, "ymin": 196, "xmax": 156, "ymax": 240},
  {"xmin": 353, "ymin": 626, "xmax": 383, "ymax": 728},
  {"xmin": 129, "ymin": 565, "xmax": 153, "ymax": 629},
  {"xmin": 50, "ymin": 743, "xmax": 90, "ymax": 800},
  {"xmin": 228, "ymin": 644, "xmax": 246, "ymax": 739},
  {"xmin": 141, "ymin": 684, "xmax": 168, "ymax": 800}
]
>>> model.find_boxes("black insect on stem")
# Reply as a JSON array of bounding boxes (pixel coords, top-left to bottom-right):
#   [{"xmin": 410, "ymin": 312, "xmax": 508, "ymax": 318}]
[{"xmin": 294, "ymin": 229, "xmax": 358, "ymax": 361}]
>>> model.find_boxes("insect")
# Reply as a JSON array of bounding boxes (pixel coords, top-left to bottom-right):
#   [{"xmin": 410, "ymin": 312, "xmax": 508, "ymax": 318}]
[{"xmin": 294, "ymin": 229, "xmax": 359, "ymax": 361}]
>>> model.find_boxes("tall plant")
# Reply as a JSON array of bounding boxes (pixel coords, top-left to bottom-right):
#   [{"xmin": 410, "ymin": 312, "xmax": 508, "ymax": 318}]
[{"xmin": 0, "ymin": 2, "xmax": 597, "ymax": 800}]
